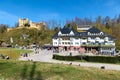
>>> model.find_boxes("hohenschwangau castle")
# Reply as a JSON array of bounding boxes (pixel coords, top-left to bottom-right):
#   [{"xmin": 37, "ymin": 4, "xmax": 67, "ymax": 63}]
[
  {"xmin": 18, "ymin": 18, "xmax": 46, "ymax": 30},
  {"xmin": 7, "ymin": 18, "xmax": 47, "ymax": 31}
]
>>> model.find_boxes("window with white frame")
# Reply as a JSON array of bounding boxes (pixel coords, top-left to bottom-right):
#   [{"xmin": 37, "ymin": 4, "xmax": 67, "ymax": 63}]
[
  {"xmin": 75, "ymin": 42, "xmax": 79, "ymax": 45},
  {"xmin": 75, "ymin": 38, "xmax": 79, "ymax": 40},
  {"xmin": 70, "ymin": 42, "xmax": 73, "ymax": 45},
  {"xmin": 100, "ymin": 32, "xmax": 103, "ymax": 35},
  {"xmin": 54, "ymin": 42, "xmax": 57, "ymax": 45},
  {"xmin": 54, "ymin": 38, "xmax": 57, "ymax": 40}
]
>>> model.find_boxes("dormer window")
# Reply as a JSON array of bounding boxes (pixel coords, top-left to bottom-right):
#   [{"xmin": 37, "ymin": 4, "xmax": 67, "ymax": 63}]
[
  {"xmin": 58, "ymin": 31, "xmax": 62, "ymax": 35},
  {"xmin": 70, "ymin": 31, "xmax": 74, "ymax": 35},
  {"xmin": 100, "ymin": 32, "xmax": 103, "ymax": 35},
  {"xmin": 88, "ymin": 32, "xmax": 90, "ymax": 35}
]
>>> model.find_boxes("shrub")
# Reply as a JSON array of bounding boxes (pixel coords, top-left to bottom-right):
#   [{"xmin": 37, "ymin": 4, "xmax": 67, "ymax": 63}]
[
  {"xmin": 53, "ymin": 54, "xmax": 120, "ymax": 63},
  {"xmin": 52, "ymin": 54, "xmax": 82, "ymax": 61},
  {"xmin": 83, "ymin": 56, "xmax": 119, "ymax": 63}
]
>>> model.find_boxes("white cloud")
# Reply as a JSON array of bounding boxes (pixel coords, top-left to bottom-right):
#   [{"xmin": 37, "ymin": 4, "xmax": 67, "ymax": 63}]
[{"xmin": 0, "ymin": 11, "xmax": 19, "ymax": 27}]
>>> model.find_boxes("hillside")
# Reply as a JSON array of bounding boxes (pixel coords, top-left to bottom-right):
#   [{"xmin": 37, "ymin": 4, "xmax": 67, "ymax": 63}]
[{"xmin": 0, "ymin": 28, "xmax": 55, "ymax": 46}]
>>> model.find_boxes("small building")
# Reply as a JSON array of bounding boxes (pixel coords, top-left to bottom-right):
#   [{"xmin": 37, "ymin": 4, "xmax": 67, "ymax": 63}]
[{"xmin": 52, "ymin": 27, "xmax": 116, "ymax": 55}]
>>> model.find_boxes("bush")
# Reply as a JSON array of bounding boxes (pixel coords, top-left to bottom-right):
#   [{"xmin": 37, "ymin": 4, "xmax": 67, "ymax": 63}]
[
  {"xmin": 53, "ymin": 54, "xmax": 120, "ymax": 63},
  {"xmin": 53, "ymin": 54, "xmax": 82, "ymax": 61},
  {"xmin": 85, "ymin": 56, "xmax": 119, "ymax": 63}
]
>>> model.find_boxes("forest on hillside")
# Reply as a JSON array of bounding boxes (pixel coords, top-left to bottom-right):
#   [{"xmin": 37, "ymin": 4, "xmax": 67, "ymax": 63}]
[{"xmin": 0, "ymin": 15, "xmax": 120, "ymax": 49}]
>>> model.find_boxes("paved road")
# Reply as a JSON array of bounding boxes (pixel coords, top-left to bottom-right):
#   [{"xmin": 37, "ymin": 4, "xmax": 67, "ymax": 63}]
[{"xmin": 19, "ymin": 49, "xmax": 120, "ymax": 71}]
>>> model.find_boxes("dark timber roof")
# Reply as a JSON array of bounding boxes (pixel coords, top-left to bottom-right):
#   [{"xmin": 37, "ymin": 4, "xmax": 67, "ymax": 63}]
[
  {"xmin": 87, "ymin": 27, "xmax": 101, "ymax": 33},
  {"xmin": 60, "ymin": 27, "xmax": 71, "ymax": 34},
  {"xmin": 53, "ymin": 27, "xmax": 115, "ymax": 40},
  {"xmin": 53, "ymin": 27, "xmax": 79, "ymax": 38}
]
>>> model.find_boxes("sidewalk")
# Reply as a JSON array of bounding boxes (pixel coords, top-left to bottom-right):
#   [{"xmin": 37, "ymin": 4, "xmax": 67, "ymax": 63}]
[{"xmin": 19, "ymin": 50, "xmax": 120, "ymax": 71}]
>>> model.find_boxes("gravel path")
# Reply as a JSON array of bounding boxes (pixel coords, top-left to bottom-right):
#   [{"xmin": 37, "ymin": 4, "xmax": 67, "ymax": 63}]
[{"xmin": 19, "ymin": 49, "xmax": 120, "ymax": 71}]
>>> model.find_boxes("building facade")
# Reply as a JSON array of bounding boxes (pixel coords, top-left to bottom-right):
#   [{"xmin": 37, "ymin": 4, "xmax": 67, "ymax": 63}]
[
  {"xmin": 18, "ymin": 18, "xmax": 46, "ymax": 30},
  {"xmin": 19, "ymin": 18, "xmax": 29, "ymax": 27},
  {"xmin": 52, "ymin": 27, "xmax": 116, "ymax": 55},
  {"xmin": 30, "ymin": 20, "xmax": 46, "ymax": 30}
]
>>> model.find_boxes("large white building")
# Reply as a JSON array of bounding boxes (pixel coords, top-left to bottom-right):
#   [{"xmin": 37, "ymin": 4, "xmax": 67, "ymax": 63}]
[{"xmin": 52, "ymin": 27, "xmax": 116, "ymax": 55}]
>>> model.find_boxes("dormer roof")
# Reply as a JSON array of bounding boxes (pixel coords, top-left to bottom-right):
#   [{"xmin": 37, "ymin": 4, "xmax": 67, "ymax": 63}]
[
  {"xmin": 87, "ymin": 27, "xmax": 101, "ymax": 33},
  {"xmin": 53, "ymin": 27, "xmax": 79, "ymax": 38}
]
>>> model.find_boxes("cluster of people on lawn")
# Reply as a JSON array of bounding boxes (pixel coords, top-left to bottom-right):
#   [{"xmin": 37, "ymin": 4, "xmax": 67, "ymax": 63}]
[{"xmin": 0, "ymin": 54, "xmax": 9, "ymax": 59}]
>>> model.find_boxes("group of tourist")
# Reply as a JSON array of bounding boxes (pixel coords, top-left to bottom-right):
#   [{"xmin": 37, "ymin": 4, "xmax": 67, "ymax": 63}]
[{"xmin": 0, "ymin": 54, "xmax": 9, "ymax": 60}]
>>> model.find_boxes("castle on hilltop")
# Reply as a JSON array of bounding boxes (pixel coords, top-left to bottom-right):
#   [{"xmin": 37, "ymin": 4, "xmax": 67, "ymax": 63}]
[{"xmin": 18, "ymin": 18, "xmax": 46, "ymax": 30}]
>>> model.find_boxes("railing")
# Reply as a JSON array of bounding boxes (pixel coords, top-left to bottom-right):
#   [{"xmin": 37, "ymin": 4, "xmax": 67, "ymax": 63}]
[
  {"xmin": 81, "ymin": 44, "xmax": 115, "ymax": 47},
  {"xmin": 100, "ymin": 44, "xmax": 115, "ymax": 47},
  {"xmin": 81, "ymin": 44, "xmax": 99, "ymax": 47}
]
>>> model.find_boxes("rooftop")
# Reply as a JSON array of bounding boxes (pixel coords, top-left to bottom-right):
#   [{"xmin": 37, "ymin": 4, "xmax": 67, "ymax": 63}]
[
  {"xmin": 77, "ymin": 25, "xmax": 91, "ymax": 28},
  {"xmin": 87, "ymin": 27, "xmax": 101, "ymax": 33}
]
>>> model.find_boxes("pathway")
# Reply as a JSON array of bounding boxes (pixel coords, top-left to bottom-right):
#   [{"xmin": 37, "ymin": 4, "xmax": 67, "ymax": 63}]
[{"xmin": 19, "ymin": 49, "xmax": 120, "ymax": 71}]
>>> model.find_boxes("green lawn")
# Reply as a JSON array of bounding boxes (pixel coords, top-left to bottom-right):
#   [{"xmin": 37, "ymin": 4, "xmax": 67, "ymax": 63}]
[
  {"xmin": 0, "ymin": 48, "xmax": 33, "ymax": 59},
  {"xmin": 0, "ymin": 60, "xmax": 120, "ymax": 80}
]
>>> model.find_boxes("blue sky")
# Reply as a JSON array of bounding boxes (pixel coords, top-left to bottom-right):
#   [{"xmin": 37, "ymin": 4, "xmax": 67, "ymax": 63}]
[{"xmin": 0, "ymin": 0, "xmax": 120, "ymax": 27}]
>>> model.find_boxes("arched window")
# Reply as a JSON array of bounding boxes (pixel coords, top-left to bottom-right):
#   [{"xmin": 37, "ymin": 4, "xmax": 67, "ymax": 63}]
[{"xmin": 100, "ymin": 32, "xmax": 103, "ymax": 35}]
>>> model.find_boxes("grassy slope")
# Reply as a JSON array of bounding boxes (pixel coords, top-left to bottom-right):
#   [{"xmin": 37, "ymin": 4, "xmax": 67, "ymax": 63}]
[
  {"xmin": 0, "ymin": 60, "xmax": 120, "ymax": 80},
  {"xmin": 1, "ymin": 28, "xmax": 54, "ymax": 46},
  {"xmin": 0, "ymin": 48, "xmax": 33, "ymax": 59}
]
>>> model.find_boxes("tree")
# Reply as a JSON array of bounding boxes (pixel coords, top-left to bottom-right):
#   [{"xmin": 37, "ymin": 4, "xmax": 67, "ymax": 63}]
[
  {"xmin": 64, "ymin": 22, "xmax": 77, "ymax": 30},
  {"xmin": 105, "ymin": 16, "xmax": 110, "ymax": 23},
  {"xmin": 117, "ymin": 14, "xmax": 120, "ymax": 24},
  {"xmin": 54, "ymin": 27, "xmax": 59, "ymax": 32},
  {"xmin": 45, "ymin": 20, "xmax": 62, "ymax": 30},
  {"xmin": 105, "ymin": 23, "xmax": 110, "ymax": 29},
  {"xmin": 0, "ymin": 24, "xmax": 8, "ymax": 33},
  {"xmin": 105, "ymin": 16, "xmax": 110, "ymax": 29},
  {"xmin": 14, "ymin": 22, "xmax": 19, "ymax": 28},
  {"xmin": 24, "ymin": 23, "xmax": 30, "ymax": 27}
]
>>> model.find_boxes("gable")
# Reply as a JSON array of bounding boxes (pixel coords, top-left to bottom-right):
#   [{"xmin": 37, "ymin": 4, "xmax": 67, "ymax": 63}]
[
  {"xmin": 58, "ymin": 31, "xmax": 62, "ymax": 35},
  {"xmin": 70, "ymin": 31, "xmax": 74, "ymax": 35},
  {"xmin": 87, "ymin": 27, "xmax": 101, "ymax": 33}
]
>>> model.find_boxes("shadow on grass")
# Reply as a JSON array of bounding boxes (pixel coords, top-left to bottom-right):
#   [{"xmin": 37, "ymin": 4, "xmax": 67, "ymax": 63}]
[
  {"xmin": 21, "ymin": 64, "xmax": 28, "ymax": 80},
  {"xmin": 21, "ymin": 62, "xmax": 43, "ymax": 80}
]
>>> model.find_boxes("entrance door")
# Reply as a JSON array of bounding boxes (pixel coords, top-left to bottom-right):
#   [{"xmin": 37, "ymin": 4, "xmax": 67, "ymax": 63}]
[{"xmin": 64, "ymin": 46, "xmax": 67, "ymax": 51}]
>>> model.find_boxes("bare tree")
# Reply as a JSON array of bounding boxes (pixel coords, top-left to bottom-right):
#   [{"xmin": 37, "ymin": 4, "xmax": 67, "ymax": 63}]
[{"xmin": 0, "ymin": 24, "xmax": 8, "ymax": 33}]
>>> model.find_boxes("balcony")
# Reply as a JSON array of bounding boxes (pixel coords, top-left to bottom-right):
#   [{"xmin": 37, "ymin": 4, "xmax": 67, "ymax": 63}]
[
  {"xmin": 81, "ymin": 43, "xmax": 115, "ymax": 47},
  {"xmin": 100, "ymin": 44, "xmax": 115, "ymax": 47},
  {"xmin": 81, "ymin": 44, "xmax": 99, "ymax": 47}
]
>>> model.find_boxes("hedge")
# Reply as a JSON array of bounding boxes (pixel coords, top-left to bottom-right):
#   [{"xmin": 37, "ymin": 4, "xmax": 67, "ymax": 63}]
[
  {"xmin": 53, "ymin": 54, "xmax": 83, "ymax": 61},
  {"xmin": 53, "ymin": 54, "xmax": 120, "ymax": 63},
  {"xmin": 85, "ymin": 56, "xmax": 119, "ymax": 63}
]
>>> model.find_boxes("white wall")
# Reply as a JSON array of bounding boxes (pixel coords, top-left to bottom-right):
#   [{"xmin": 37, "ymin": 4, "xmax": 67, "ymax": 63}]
[{"xmin": 53, "ymin": 37, "xmax": 115, "ymax": 47}]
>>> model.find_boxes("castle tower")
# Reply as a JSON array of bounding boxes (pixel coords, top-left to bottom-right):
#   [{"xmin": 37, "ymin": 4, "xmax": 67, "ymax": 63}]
[{"xmin": 19, "ymin": 18, "xmax": 29, "ymax": 27}]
